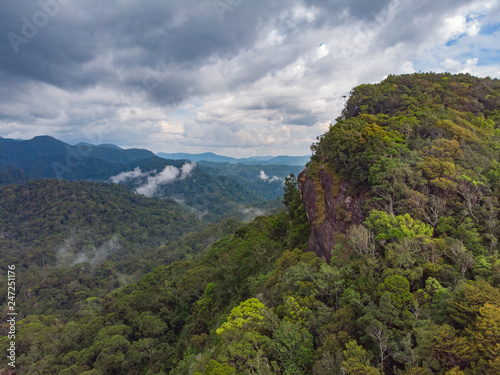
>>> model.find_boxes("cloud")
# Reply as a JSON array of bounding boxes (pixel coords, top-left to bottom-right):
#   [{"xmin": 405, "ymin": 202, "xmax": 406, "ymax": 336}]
[
  {"xmin": 109, "ymin": 162, "xmax": 196, "ymax": 197},
  {"xmin": 316, "ymin": 43, "xmax": 329, "ymax": 60},
  {"xmin": 180, "ymin": 161, "xmax": 196, "ymax": 179},
  {"xmin": 239, "ymin": 206, "xmax": 268, "ymax": 222},
  {"xmin": 109, "ymin": 167, "xmax": 152, "ymax": 183},
  {"xmin": 75, "ymin": 236, "xmax": 121, "ymax": 267},
  {"xmin": 135, "ymin": 165, "xmax": 180, "ymax": 197},
  {"xmin": 57, "ymin": 232, "xmax": 121, "ymax": 267},
  {"xmin": 441, "ymin": 57, "xmax": 479, "ymax": 73},
  {"xmin": 0, "ymin": 0, "xmax": 499, "ymax": 156},
  {"xmin": 259, "ymin": 170, "xmax": 282, "ymax": 183},
  {"xmin": 159, "ymin": 120, "xmax": 184, "ymax": 139}
]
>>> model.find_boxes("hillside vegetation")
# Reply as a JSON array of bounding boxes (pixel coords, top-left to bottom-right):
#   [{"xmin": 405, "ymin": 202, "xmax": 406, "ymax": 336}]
[
  {"xmin": 0, "ymin": 136, "xmax": 294, "ymax": 223},
  {"xmin": 2, "ymin": 73, "xmax": 500, "ymax": 374},
  {"xmin": 0, "ymin": 180, "xmax": 242, "ymax": 319}
]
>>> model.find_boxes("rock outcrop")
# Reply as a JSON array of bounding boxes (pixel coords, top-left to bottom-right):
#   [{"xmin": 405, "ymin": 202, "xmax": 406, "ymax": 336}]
[{"xmin": 298, "ymin": 165, "xmax": 364, "ymax": 262}]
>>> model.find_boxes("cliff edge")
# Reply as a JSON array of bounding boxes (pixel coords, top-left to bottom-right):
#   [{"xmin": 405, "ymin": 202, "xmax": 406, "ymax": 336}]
[{"xmin": 298, "ymin": 164, "xmax": 364, "ymax": 262}]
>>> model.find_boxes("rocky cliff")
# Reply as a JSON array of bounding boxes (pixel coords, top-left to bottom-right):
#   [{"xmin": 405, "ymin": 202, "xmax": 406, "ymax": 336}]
[{"xmin": 298, "ymin": 164, "xmax": 365, "ymax": 262}]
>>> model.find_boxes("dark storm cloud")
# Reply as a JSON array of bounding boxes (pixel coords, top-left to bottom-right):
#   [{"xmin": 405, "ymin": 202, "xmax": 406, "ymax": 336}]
[
  {"xmin": 0, "ymin": 0, "xmax": 391, "ymax": 97},
  {"xmin": 1, "ymin": 1, "xmax": 260, "ymax": 87}
]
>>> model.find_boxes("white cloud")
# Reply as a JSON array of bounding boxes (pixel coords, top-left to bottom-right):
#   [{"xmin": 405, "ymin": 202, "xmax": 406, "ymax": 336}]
[
  {"xmin": 136, "ymin": 165, "xmax": 180, "ymax": 197},
  {"xmin": 109, "ymin": 162, "xmax": 196, "ymax": 197},
  {"xmin": 441, "ymin": 58, "xmax": 464, "ymax": 72},
  {"xmin": 180, "ymin": 161, "xmax": 196, "ymax": 179},
  {"xmin": 259, "ymin": 170, "xmax": 283, "ymax": 183},
  {"xmin": 441, "ymin": 57, "xmax": 479, "ymax": 73},
  {"xmin": 110, "ymin": 167, "xmax": 152, "ymax": 183},
  {"xmin": 316, "ymin": 44, "xmax": 329, "ymax": 60},
  {"xmin": 159, "ymin": 120, "xmax": 184, "ymax": 134}
]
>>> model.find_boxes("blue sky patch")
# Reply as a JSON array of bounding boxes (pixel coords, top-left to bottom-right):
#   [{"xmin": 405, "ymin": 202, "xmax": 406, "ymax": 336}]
[
  {"xmin": 479, "ymin": 22, "xmax": 500, "ymax": 35},
  {"xmin": 476, "ymin": 49, "xmax": 500, "ymax": 66}
]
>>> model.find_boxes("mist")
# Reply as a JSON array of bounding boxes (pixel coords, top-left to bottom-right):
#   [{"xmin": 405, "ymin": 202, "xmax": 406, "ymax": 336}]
[
  {"xmin": 56, "ymin": 233, "xmax": 121, "ymax": 267},
  {"xmin": 259, "ymin": 170, "xmax": 283, "ymax": 183},
  {"xmin": 110, "ymin": 167, "xmax": 153, "ymax": 183},
  {"xmin": 109, "ymin": 162, "xmax": 197, "ymax": 197}
]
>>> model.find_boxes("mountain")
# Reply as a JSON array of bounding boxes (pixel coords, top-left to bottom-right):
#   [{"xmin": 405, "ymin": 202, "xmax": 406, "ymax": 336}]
[
  {"xmin": 263, "ymin": 155, "xmax": 310, "ymax": 166},
  {"xmin": 303, "ymin": 72, "xmax": 500, "ymax": 261},
  {"xmin": 75, "ymin": 141, "xmax": 124, "ymax": 150},
  {"xmin": 0, "ymin": 135, "xmax": 18, "ymax": 143},
  {"xmin": 0, "ymin": 135, "xmax": 154, "ymax": 163},
  {"xmin": 156, "ymin": 151, "xmax": 310, "ymax": 166},
  {"xmin": 112, "ymin": 161, "xmax": 276, "ymax": 223},
  {"xmin": 0, "ymin": 179, "xmax": 206, "ymax": 317},
  {"xmin": 197, "ymin": 161, "xmax": 303, "ymax": 200},
  {"xmin": 0, "ymin": 135, "xmax": 157, "ymax": 182},
  {"xmin": 5, "ymin": 73, "xmax": 500, "ymax": 374},
  {"xmin": 0, "ymin": 135, "xmax": 297, "ymax": 222},
  {"xmin": 156, "ymin": 152, "xmax": 239, "ymax": 163}
]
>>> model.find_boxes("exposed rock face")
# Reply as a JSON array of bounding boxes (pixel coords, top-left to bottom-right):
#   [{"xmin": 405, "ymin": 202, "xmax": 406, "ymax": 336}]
[{"xmin": 298, "ymin": 166, "xmax": 365, "ymax": 262}]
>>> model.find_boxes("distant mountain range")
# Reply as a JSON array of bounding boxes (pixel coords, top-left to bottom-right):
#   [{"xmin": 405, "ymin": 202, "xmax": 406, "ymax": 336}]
[
  {"xmin": 0, "ymin": 135, "xmax": 156, "ymax": 183},
  {"xmin": 0, "ymin": 136, "xmax": 309, "ymax": 167},
  {"xmin": 75, "ymin": 141, "xmax": 124, "ymax": 150},
  {"xmin": 156, "ymin": 152, "xmax": 310, "ymax": 166},
  {"xmin": 0, "ymin": 135, "xmax": 307, "ymax": 221},
  {"xmin": 0, "ymin": 136, "xmax": 154, "ymax": 163}
]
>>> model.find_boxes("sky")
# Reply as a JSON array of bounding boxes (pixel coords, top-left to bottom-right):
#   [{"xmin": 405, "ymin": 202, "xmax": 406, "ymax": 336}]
[{"xmin": 0, "ymin": 0, "xmax": 499, "ymax": 157}]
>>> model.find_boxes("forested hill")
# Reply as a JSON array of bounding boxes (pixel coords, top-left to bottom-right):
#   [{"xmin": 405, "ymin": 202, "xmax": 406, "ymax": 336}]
[
  {"xmin": 0, "ymin": 136, "xmax": 156, "ymax": 183},
  {"xmin": 305, "ymin": 72, "xmax": 500, "ymax": 260},
  {"xmin": 0, "ymin": 180, "xmax": 240, "ymax": 318},
  {"xmin": 1, "ymin": 73, "xmax": 500, "ymax": 374},
  {"xmin": 0, "ymin": 135, "xmax": 301, "ymax": 223},
  {"xmin": 0, "ymin": 179, "xmax": 200, "ymax": 268}
]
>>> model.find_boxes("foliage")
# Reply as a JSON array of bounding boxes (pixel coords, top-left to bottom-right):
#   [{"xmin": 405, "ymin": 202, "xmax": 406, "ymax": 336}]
[
  {"xmin": 365, "ymin": 210, "xmax": 433, "ymax": 241},
  {"xmin": 4, "ymin": 73, "xmax": 500, "ymax": 374}
]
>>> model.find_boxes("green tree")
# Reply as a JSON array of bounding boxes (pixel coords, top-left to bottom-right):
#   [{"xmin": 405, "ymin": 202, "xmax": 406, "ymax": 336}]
[
  {"xmin": 447, "ymin": 280, "xmax": 500, "ymax": 328},
  {"xmin": 196, "ymin": 359, "xmax": 236, "ymax": 375},
  {"xmin": 283, "ymin": 174, "xmax": 311, "ymax": 249},
  {"xmin": 365, "ymin": 210, "xmax": 433, "ymax": 242},
  {"xmin": 378, "ymin": 275, "xmax": 415, "ymax": 310},
  {"xmin": 341, "ymin": 340, "xmax": 380, "ymax": 375},
  {"xmin": 216, "ymin": 298, "xmax": 276, "ymax": 338},
  {"xmin": 466, "ymin": 303, "xmax": 500, "ymax": 372},
  {"xmin": 271, "ymin": 320, "xmax": 314, "ymax": 374}
]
